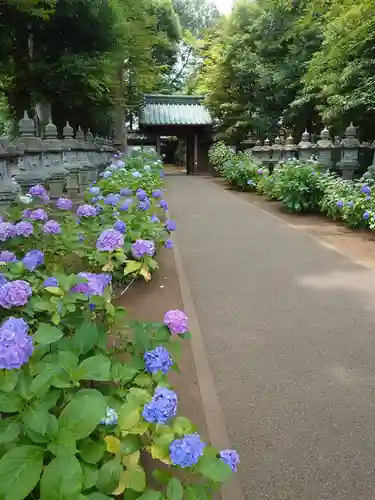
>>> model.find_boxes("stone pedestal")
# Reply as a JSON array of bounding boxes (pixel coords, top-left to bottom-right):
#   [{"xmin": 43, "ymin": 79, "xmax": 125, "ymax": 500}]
[{"xmin": 338, "ymin": 123, "xmax": 360, "ymax": 180}]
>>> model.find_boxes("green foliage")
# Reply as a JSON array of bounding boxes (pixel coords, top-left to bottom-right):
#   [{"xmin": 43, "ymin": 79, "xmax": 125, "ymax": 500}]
[
  {"xmin": 0, "ymin": 152, "xmax": 236, "ymax": 499},
  {"xmin": 208, "ymin": 142, "xmax": 236, "ymax": 174}
]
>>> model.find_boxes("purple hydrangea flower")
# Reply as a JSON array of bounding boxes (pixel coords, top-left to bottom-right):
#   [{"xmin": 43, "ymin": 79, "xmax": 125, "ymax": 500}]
[
  {"xmin": 96, "ymin": 229, "xmax": 124, "ymax": 252},
  {"xmin": 120, "ymin": 188, "xmax": 132, "ymax": 196},
  {"xmin": 0, "ymin": 317, "xmax": 33, "ymax": 369},
  {"xmin": 100, "ymin": 407, "xmax": 118, "ymax": 426},
  {"xmin": 15, "ymin": 221, "xmax": 33, "ymax": 237},
  {"xmin": 164, "ymin": 239, "xmax": 173, "ymax": 249},
  {"xmin": 95, "ymin": 206, "xmax": 102, "ymax": 216},
  {"xmin": 22, "ymin": 210, "xmax": 32, "ymax": 219},
  {"xmin": 164, "ymin": 310, "xmax": 189, "ymax": 335},
  {"xmin": 0, "ymin": 275, "xmax": 7, "ymax": 287},
  {"xmin": 137, "ymin": 199, "xmax": 151, "ymax": 211},
  {"xmin": 89, "ymin": 186, "xmax": 100, "ymax": 195},
  {"xmin": 132, "ymin": 171, "xmax": 142, "ymax": 178},
  {"xmin": 29, "ymin": 184, "xmax": 47, "ymax": 197},
  {"xmin": 102, "ymin": 171, "xmax": 112, "ymax": 179},
  {"xmin": 144, "ymin": 346, "xmax": 173, "ymax": 374},
  {"xmin": 165, "ymin": 220, "xmax": 176, "ymax": 232},
  {"xmin": 336, "ymin": 200, "xmax": 344, "ymax": 209},
  {"xmin": 56, "ymin": 197, "xmax": 73, "ymax": 210},
  {"xmin": 29, "ymin": 209, "xmax": 48, "ymax": 221},
  {"xmin": 151, "ymin": 216, "xmax": 160, "ymax": 223},
  {"xmin": 219, "ymin": 449, "xmax": 240, "ymax": 472},
  {"xmin": 120, "ymin": 199, "xmax": 133, "ymax": 212},
  {"xmin": 43, "ymin": 277, "xmax": 59, "ymax": 288},
  {"xmin": 257, "ymin": 168, "xmax": 263, "ymax": 175},
  {"xmin": 169, "ymin": 434, "xmax": 206, "ymax": 468},
  {"xmin": 159, "ymin": 200, "xmax": 168, "ymax": 211},
  {"xmin": 72, "ymin": 272, "xmax": 112, "ymax": 296},
  {"xmin": 43, "ymin": 220, "xmax": 61, "ymax": 234},
  {"xmin": 160, "ymin": 170, "xmax": 165, "ymax": 178},
  {"xmin": 104, "ymin": 194, "xmax": 120, "ymax": 206},
  {"xmin": 0, "ymin": 251, "xmax": 17, "ymax": 263},
  {"xmin": 76, "ymin": 204, "xmax": 97, "ymax": 217},
  {"xmin": 136, "ymin": 189, "xmax": 147, "ymax": 201},
  {"xmin": 22, "ymin": 250, "xmax": 44, "ymax": 271},
  {"xmin": 363, "ymin": 211, "xmax": 370, "ymax": 220},
  {"xmin": 142, "ymin": 387, "xmax": 177, "ymax": 424},
  {"xmin": 131, "ymin": 239, "xmax": 155, "ymax": 259},
  {"xmin": 361, "ymin": 185, "xmax": 371, "ymax": 195},
  {"xmin": 113, "ymin": 220, "xmax": 126, "ymax": 234},
  {"xmin": 0, "ymin": 222, "xmax": 17, "ymax": 241},
  {"xmin": 152, "ymin": 189, "xmax": 163, "ymax": 199},
  {"xmin": 0, "ymin": 280, "xmax": 32, "ymax": 308}
]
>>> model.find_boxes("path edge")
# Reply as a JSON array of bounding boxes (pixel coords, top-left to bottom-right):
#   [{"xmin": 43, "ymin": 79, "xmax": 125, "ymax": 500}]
[{"xmin": 171, "ymin": 235, "xmax": 246, "ymax": 500}]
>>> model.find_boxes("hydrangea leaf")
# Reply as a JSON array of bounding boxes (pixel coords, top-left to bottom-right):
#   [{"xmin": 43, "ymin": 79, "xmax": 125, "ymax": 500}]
[
  {"xmin": 79, "ymin": 355, "xmax": 111, "ymax": 381},
  {"xmin": 33, "ymin": 323, "xmax": 64, "ymax": 345},
  {"xmin": 79, "ymin": 439, "xmax": 106, "ymax": 465},
  {"xmin": 104, "ymin": 435, "xmax": 121, "ymax": 455},
  {"xmin": 196, "ymin": 455, "xmax": 232, "ymax": 483},
  {"xmin": 40, "ymin": 456, "xmax": 83, "ymax": 500},
  {"xmin": 71, "ymin": 321, "xmax": 99, "ymax": 355},
  {"xmin": 122, "ymin": 450, "xmax": 140, "ymax": 468},
  {"xmin": 166, "ymin": 477, "xmax": 183, "ymax": 500},
  {"xmin": 118, "ymin": 403, "xmax": 141, "ymax": 431},
  {"xmin": 0, "ymin": 369, "xmax": 19, "ymax": 392},
  {"xmin": 97, "ymin": 458, "xmax": 123, "ymax": 494}
]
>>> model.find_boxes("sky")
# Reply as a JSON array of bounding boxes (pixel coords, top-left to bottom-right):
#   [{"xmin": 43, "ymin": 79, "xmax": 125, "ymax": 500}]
[{"xmin": 213, "ymin": 0, "xmax": 233, "ymax": 15}]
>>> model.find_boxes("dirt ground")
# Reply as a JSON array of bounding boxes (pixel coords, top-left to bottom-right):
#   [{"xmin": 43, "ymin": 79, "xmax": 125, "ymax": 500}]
[{"xmin": 211, "ymin": 177, "xmax": 375, "ymax": 270}]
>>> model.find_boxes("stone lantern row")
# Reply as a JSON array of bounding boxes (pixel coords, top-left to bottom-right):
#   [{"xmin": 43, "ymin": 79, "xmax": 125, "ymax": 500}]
[
  {"xmin": 246, "ymin": 124, "xmax": 364, "ymax": 180},
  {"xmin": 0, "ymin": 111, "xmax": 115, "ymax": 210}
]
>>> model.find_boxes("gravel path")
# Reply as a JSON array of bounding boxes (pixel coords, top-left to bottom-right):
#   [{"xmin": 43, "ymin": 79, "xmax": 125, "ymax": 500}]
[{"xmin": 167, "ymin": 174, "xmax": 375, "ymax": 500}]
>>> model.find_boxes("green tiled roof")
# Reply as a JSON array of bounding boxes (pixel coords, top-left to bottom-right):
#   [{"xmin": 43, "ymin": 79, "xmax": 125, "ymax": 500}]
[{"xmin": 140, "ymin": 94, "xmax": 212, "ymax": 126}]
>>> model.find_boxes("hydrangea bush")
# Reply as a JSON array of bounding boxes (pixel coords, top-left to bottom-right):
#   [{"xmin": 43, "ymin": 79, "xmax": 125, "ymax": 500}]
[
  {"xmin": 210, "ymin": 142, "xmax": 375, "ymax": 229},
  {"xmin": 0, "ymin": 151, "xmax": 238, "ymax": 499}
]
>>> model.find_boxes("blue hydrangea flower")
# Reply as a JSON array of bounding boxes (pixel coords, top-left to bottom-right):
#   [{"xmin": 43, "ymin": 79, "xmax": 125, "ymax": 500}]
[
  {"xmin": 43, "ymin": 277, "xmax": 59, "ymax": 288},
  {"xmin": 29, "ymin": 209, "xmax": 48, "ymax": 221},
  {"xmin": 102, "ymin": 171, "xmax": 112, "ymax": 179},
  {"xmin": 142, "ymin": 387, "xmax": 177, "ymax": 424},
  {"xmin": 257, "ymin": 168, "xmax": 263, "ymax": 175},
  {"xmin": 76, "ymin": 205, "xmax": 97, "ymax": 217},
  {"xmin": 0, "ymin": 275, "xmax": 8, "ymax": 287},
  {"xmin": 120, "ymin": 188, "xmax": 132, "ymax": 196},
  {"xmin": 0, "ymin": 222, "xmax": 17, "ymax": 241},
  {"xmin": 0, "ymin": 251, "xmax": 17, "ymax": 263},
  {"xmin": 137, "ymin": 199, "xmax": 151, "ymax": 211},
  {"xmin": 72, "ymin": 273, "xmax": 111, "ymax": 296},
  {"xmin": 219, "ymin": 449, "xmax": 240, "ymax": 472},
  {"xmin": 105, "ymin": 194, "xmax": 120, "ymax": 206},
  {"xmin": 361, "ymin": 185, "xmax": 371, "ymax": 195},
  {"xmin": 159, "ymin": 200, "xmax": 168, "ymax": 211},
  {"xmin": 164, "ymin": 239, "xmax": 173, "ymax": 249},
  {"xmin": 15, "ymin": 221, "xmax": 33, "ymax": 237},
  {"xmin": 165, "ymin": 220, "xmax": 176, "ymax": 232},
  {"xmin": 169, "ymin": 434, "xmax": 206, "ymax": 468},
  {"xmin": 132, "ymin": 171, "xmax": 142, "ymax": 178},
  {"xmin": 144, "ymin": 346, "xmax": 173, "ymax": 374},
  {"xmin": 152, "ymin": 189, "xmax": 163, "ymax": 199},
  {"xmin": 96, "ymin": 229, "xmax": 124, "ymax": 252},
  {"xmin": 29, "ymin": 184, "xmax": 47, "ymax": 197},
  {"xmin": 22, "ymin": 250, "xmax": 44, "ymax": 271},
  {"xmin": 336, "ymin": 200, "xmax": 344, "ymax": 209},
  {"xmin": 363, "ymin": 211, "xmax": 370, "ymax": 220},
  {"xmin": 0, "ymin": 317, "xmax": 33, "ymax": 369},
  {"xmin": 90, "ymin": 186, "xmax": 100, "ymax": 195},
  {"xmin": 0, "ymin": 280, "xmax": 32, "ymax": 308},
  {"xmin": 160, "ymin": 170, "xmax": 165, "ymax": 178},
  {"xmin": 113, "ymin": 220, "xmax": 126, "ymax": 234},
  {"xmin": 56, "ymin": 198, "xmax": 73, "ymax": 210},
  {"xmin": 347, "ymin": 201, "xmax": 354, "ymax": 208},
  {"xmin": 120, "ymin": 199, "xmax": 133, "ymax": 212},
  {"xmin": 100, "ymin": 407, "xmax": 118, "ymax": 426},
  {"xmin": 131, "ymin": 240, "xmax": 155, "ymax": 259},
  {"xmin": 43, "ymin": 220, "xmax": 61, "ymax": 234},
  {"xmin": 136, "ymin": 189, "xmax": 147, "ymax": 201},
  {"xmin": 247, "ymin": 179, "xmax": 254, "ymax": 186},
  {"xmin": 151, "ymin": 216, "xmax": 160, "ymax": 223}
]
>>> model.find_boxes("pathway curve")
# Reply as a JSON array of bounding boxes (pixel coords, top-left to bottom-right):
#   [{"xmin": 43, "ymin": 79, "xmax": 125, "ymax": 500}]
[{"xmin": 167, "ymin": 174, "xmax": 375, "ymax": 500}]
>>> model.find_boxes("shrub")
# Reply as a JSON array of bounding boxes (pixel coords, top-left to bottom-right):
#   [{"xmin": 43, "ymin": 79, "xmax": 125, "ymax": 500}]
[
  {"xmin": 208, "ymin": 142, "xmax": 236, "ymax": 174},
  {"xmin": 0, "ymin": 152, "xmax": 238, "ymax": 499},
  {"xmin": 221, "ymin": 153, "xmax": 261, "ymax": 191}
]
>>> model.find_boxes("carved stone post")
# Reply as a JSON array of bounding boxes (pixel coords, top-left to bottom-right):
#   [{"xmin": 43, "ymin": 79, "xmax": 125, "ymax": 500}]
[
  {"xmin": 43, "ymin": 120, "xmax": 67, "ymax": 198},
  {"xmin": 271, "ymin": 136, "xmax": 283, "ymax": 169},
  {"xmin": 297, "ymin": 130, "xmax": 314, "ymax": 162},
  {"xmin": 15, "ymin": 111, "xmax": 46, "ymax": 193},
  {"xmin": 315, "ymin": 127, "xmax": 334, "ymax": 171},
  {"xmin": 62, "ymin": 122, "xmax": 80, "ymax": 199},
  {"xmin": 337, "ymin": 123, "xmax": 360, "ymax": 180},
  {"xmin": 0, "ymin": 139, "xmax": 19, "ymax": 212},
  {"xmin": 260, "ymin": 138, "xmax": 272, "ymax": 167},
  {"xmin": 282, "ymin": 134, "xmax": 297, "ymax": 162},
  {"xmin": 252, "ymin": 139, "xmax": 263, "ymax": 163}
]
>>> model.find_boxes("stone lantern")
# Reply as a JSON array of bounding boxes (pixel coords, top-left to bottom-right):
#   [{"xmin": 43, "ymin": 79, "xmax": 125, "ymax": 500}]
[
  {"xmin": 282, "ymin": 134, "xmax": 298, "ymax": 162},
  {"xmin": 62, "ymin": 122, "xmax": 80, "ymax": 199},
  {"xmin": 43, "ymin": 120, "xmax": 67, "ymax": 198},
  {"xmin": 240, "ymin": 132, "xmax": 257, "ymax": 153},
  {"xmin": 252, "ymin": 139, "xmax": 263, "ymax": 164},
  {"xmin": 260, "ymin": 138, "xmax": 272, "ymax": 167},
  {"xmin": 15, "ymin": 111, "xmax": 46, "ymax": 193},
  {"xmin": 297, "ymin": 130, "xmax": 314, "ymax": 162},
  {"xmin": 271, "ymin": 136, "xmax": 283, "ymax": 169},
  {"xmin": 337, "ymin": 123, "xmax": 360, "ymax": 180},
  {"xmin": 0, "ymin": 139, "xmax": 19, "ymax": 212},
  {"xmin": 75, "ymin": 126, "xmax": 92, "ymax": 193},
  {"xmin": 315, "ymin": 126, "xmax": 334, "ymax": 171}
]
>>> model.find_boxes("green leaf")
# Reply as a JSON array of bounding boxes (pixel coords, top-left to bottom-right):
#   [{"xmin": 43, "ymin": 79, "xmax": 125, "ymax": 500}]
[
  {"xmin": 0, "ymin": 391, "xmax": 24, "ymax": 412},
  {"xmin": 58, "ymin": 390, "xmax": 107, "ymax": 440},
  {"xmin": 111, "ymin": 363, "xmax": 138, "ymax": 384},
  {"xmin": 82, "ymin": 463, "xmax": 99, "ymax": 491},
  {"xmin": 166, "ymin": 478, "xmax": 183, "ymax": 500},
  {"xmin": 0, "ymin": 416, "xmax": 21, "ymax": 444},
  {"xmin": 45, "ymin": 286, "xmax": 64, "ymax": 296},
  {"xmin": 30, "ymin": 364, "xmax": 59, "ymax": 394},
  {"xmin": 79, "ymin": 355, "xmax": 111, "ymax": 381},
  {"xmin": 0, "ymin": 369, "xmax": 19, "ymax": 392},
  {"xmin": 196, "ymin": 455, "xmax": 232, "ymax": 483},
  {"xmin": 123, "ymin": 465, "xmax": 146, "ymax": 492},
  {"xmin": 86, "ymin": 494, "xmax": 112, "ymax": 500},
  {"xmin": 121, "ymin": 434, "xmax": 142, "ymax": 456},
  {"xmin": 0, "ymin": 445, "xmax": 44, "ymax": 500},
  {"xmin": 126, "ymin": 387, "xmax": 151, "ymax": 406},
  {"xmin": 138, "ymin": 491, "xmax": 163, "ymax": 500},
  {"xmin": 34, "ymin": 323, "xmax": 64, "ymax": 345},
  {"xmin": 48, "ymin": 433, "xmax": 78, "ymax": 457},
  {"xmin": 118, "ymin": 402, "xmax": 141, "ymax": 431},
  {"xmin": 124, "ymin": 260, "xmax": 142, "ymax": 276},
  {"xmin": 58, "ymin": 350, "xmax": 79, "ymax": 371},
  {"xmin": 97, "ymin": 458, "xmax": 123, "ymax": 494},
  {"xmin": 72, "ymin": 321, "xmax": 99, "ymax": 355},
  {"xmin": 40, "ymin": 456, "xmax": 83, "ymax": 500},
  {"xmin": 184, "ymin": 485, "xmax": 209, "ymax": 500},
  {"xmin": 172, "ymin": 417, "xmax": 193, "ymax": 437},
  {"xmin": 22, "ymin": 403, "xmax": 51, "ymax": 435},
  {"xmin": 152, "ymin": 468, "xmax": 172, "ymax": 485},
  {"xmin": 80, "ymin": 439, "xmax": 106, "ymax": 464}
]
